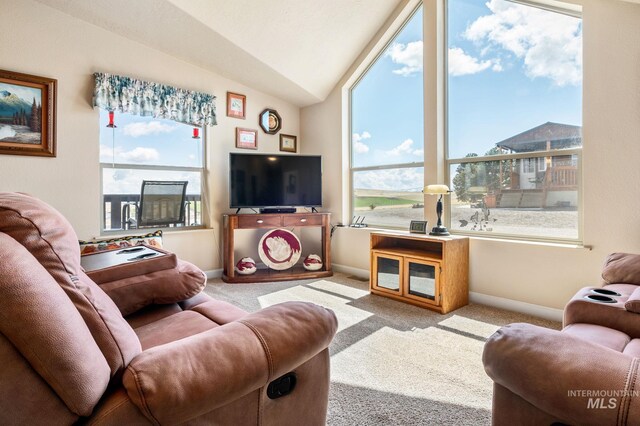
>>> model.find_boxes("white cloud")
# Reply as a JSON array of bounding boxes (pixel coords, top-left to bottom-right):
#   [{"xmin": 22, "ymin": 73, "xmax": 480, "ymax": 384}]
[
  {"xmin": 448, "ymin": 47, "xmax": 493, "ymax": 76},
  {"xmin": 100, "ymin": 144, "xmax": 159, "ymax": 163},
  {"xmin": 352, "ymin": 131, "xmax": 371, "ymax": 154},
  {"xmin": 385, "ymin": 41, "xmax": 423, "ymax": 77},
  {"xmin": 119, "ymin": 147, "xmax": 160, "ymax": 162},
  {"xmin": 353, "ymin": 168, "xmax": 424, "ymax": 191},
  {"xmin": 122, "ymin": 121, "xmax": 178, "ymax": 137},
  {"xmin": 387, "ymin": 138, "xmax": 423, "ymax": 156},
  {"xmin": 463, "ymin": 0, "xmax": 582, "ymax": 86}
]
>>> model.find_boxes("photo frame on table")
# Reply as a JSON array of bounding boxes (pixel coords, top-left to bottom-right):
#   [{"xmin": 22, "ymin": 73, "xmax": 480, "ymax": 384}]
[
  {"xmin": 0, "ymin": 69, "xmax": 57, "ymax": 157},
  {"xmin": 226, "ymin": 92, "xmax": 246, "ymax": 119},
  {"xmin": 279, "ymin": 134, "xmax": 297, "ymax": 153},
  {"xmin": 409, "ymin": 220, "xmax": 428, "ymax": 234},
  {"xmin": 236, "ymin": 127, "xmax": 258, "ymax": 150}
]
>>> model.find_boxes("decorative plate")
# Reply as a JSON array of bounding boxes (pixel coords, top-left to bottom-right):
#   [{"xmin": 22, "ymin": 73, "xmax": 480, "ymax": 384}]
[{"xmin": 258, "ymin": 228, "xmax": 301, "ymax": 270}]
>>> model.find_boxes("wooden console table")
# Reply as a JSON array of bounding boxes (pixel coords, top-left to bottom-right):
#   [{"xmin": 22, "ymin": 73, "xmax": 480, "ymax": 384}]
[
  {"xmin": 370, "ymin": 231, "xmax": 469, "ymax": 314},
  {"xmin": 222, "ymin": 213, "xmax": 332, "ymax": 283}
]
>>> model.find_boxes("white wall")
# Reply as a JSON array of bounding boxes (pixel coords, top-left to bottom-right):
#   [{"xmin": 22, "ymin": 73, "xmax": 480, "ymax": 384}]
[
  {"xmin": 301, "ymin": 0, "xmax": 640, "ymax": 310},
  {"xmin": 0, "ymin": 0, "xmax": 300, "ymax": 271}
]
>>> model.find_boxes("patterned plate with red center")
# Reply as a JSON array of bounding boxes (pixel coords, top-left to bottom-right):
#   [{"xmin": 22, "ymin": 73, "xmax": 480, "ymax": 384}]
[{"xmin": 258, "ymin": 228, "xmax": 302, "ymax": 270}]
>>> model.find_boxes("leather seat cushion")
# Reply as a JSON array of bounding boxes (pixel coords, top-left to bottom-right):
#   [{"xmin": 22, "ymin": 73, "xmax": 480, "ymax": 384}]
[
  {"xmin": 563, "ymin": 323, "xmax": 630, "ymax": 352},
  {"xmin": 134, "ymin": 310, "xmax": 219, "ymax": 350},
  {"xmin": 623, "ymin": 339, "xmax": 640, "ymax": 357}
]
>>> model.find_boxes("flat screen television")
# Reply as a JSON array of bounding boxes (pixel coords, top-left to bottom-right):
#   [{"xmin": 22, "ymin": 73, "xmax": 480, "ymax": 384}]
[{"xmin": 229, "ymin": 153, "xmax": 322, "ymax": 209}]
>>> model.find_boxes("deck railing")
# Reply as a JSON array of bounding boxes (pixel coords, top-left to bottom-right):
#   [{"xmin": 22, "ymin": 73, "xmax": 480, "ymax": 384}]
[{"xmin": 103, "ymin": 194, "xmax": 202, "ymax": 231}]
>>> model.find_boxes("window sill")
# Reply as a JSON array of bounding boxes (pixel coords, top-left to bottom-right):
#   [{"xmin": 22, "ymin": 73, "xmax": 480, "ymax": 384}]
[
  {"xmin": 100, "ymin": 226, "xmax": 209, "ymax": 238},
  {"xmin": 336, "ymin": 226, "xmax": 591, "ymax": 250},
  {"xmin": 465, "ymin": 234, "xmax": 590, "ymax": 250}
]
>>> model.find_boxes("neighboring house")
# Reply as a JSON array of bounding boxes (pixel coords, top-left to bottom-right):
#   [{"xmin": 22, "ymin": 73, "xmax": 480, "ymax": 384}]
[{"xmin": 493, "ymin": 122, "xmax": 582, "ymax": 208}]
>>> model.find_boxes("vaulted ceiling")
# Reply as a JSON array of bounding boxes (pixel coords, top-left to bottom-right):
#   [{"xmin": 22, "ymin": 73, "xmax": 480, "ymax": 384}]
[{"xmin": 35, "ymin": 0, "xmax": 403, "ymax": 106}]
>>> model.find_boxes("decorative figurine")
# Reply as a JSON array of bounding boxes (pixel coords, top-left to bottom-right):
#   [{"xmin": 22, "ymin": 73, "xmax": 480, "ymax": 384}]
[
  {"xmin": 235, "ymin": 257, "xmax": 257, "ymax": 275},
  {"xmin": 303, "ymin": 254, "xmax": 323, "ymax": 271}
]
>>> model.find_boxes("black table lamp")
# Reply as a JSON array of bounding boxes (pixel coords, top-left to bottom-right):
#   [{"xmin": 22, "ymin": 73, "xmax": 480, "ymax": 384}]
[{"xmin": 424, "ymin": 184, "xmax": 451, "ymax": 236}]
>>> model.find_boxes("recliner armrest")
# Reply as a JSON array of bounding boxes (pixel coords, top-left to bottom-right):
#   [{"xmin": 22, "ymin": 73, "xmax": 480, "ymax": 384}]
[
  {"xmin": 483, "ymin": 323, "xmax": 640, "ymax": 425},
  {"xmin": 564, "ymin": 287, "xmax": 640, "ymax": 338},
  {"xmin": 122, "ymin": 301, "xmax": 337, "ymax": 425}
]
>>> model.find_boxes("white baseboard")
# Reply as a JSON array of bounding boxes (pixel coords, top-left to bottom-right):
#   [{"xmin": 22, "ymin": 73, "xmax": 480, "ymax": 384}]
[
  {"xmin": 207, "ymin": 263, "xmax": 562, "ymax": 321},
  {"xmin": 470, "ymin": 292, "xmax": 563, "ymax": 322},
  {"xmin": 332, "ymin": 263, "xmax": 369, "ymax": 279},
  {"xmin": 205, "ymin": 269, "xmax": 223, "ymax": 279},
  {"xmin": 333, "ymin": 264, "xmax": 563, "ymax": 321}
]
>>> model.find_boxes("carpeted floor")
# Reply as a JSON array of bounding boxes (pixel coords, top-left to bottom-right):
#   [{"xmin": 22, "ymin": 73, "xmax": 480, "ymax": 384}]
[{"xmin": 204, "ymin": 273, "xmax": 560, "ymax": 425}]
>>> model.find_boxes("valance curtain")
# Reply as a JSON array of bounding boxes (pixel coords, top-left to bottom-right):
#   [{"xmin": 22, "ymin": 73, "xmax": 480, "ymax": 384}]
[{"xmin": 93, "ymin": 72, "xmax": 217, "ymax": 127}]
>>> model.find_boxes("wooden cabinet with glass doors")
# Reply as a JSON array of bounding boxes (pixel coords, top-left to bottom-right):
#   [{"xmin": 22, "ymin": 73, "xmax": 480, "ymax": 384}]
[{"xmin": 370, "ymin": 232, "xmax": 469, "ymax": 314}]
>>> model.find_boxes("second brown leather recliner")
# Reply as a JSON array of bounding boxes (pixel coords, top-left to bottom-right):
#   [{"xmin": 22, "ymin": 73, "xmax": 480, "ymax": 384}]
[{"xmin": 483, "ymin": 252, "xmax": 640, "ymax": 425}]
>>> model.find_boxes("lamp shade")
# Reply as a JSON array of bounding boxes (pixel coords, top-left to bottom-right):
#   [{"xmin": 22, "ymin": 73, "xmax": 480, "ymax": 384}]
[{"xmin": 424, "ymin": 184, "xmax": 451, "ymax": 195}]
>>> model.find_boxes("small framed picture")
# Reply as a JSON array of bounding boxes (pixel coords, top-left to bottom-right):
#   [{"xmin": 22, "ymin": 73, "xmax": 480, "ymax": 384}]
[
  {"xmin": 227, "ymin": 92, "xmax": 246, "ymax": 119},
  {"xmin": 236, "ymin": 127, "xmax": 258, "ymax": 150},
  {"xmin": 409, "ymin": 220, "xmax": 428, "ymax": 234},
  {"xmin": 279, "ymin": 134, "xmax": 297, "ymax": 153}
]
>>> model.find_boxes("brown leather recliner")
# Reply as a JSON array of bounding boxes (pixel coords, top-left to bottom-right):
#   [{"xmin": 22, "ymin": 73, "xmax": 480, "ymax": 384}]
[
  {"xmin": 483, "ymin": 253, "xmax": 640, "ymax": 425},
  {"xmin": 0, "ymin": 193, "xmax": 338, "ymax": 425}
]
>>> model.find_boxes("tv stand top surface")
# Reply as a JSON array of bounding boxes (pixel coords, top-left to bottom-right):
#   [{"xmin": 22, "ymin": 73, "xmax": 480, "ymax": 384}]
[
  {"xmin": 234, "ymin": 207, "xmax": 320, "ymax": 214},
  {"xmin": 224, "ymin": 211, "xmax": 330, "ymax": 230}
]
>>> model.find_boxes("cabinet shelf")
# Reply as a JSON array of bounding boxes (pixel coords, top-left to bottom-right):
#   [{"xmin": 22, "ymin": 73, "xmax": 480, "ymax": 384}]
[
  {"xmin": 370, "ymin": 232, "xmax": 468, "ymax": 314},
  {"xmin": 222, "ymin": 213, "xmax": 332, "ymax": 283}
]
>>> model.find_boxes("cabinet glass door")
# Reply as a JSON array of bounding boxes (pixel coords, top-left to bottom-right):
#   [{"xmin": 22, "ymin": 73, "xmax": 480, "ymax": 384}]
[
  {"xmin": 404, "ymin": 258, "xmax": 440, "ymax": 305},
  {"xmin": 372, "ymin": 253, "xmax": 402, "ymax": 294}
]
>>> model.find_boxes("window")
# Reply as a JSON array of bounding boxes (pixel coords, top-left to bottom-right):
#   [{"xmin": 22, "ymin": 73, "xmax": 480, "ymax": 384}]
[
  {"xmin": 100, "ymin": 110, "xmax": 204, "ymax": 231},
  {"xmin": 349, "ymin": 4, "xmax": 424, "ymax": 228},
  {"xmin": 446, "ymin": 0, "xmax": 582, "ymax": 240}
]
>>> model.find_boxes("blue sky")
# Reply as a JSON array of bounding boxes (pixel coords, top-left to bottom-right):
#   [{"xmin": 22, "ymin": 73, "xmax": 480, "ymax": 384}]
[
  {"xmin": 99, "ymin": 110, "xmax": 203, "ymax": 194},
  {"xmin": 351, "ymin": 0, "xmax": 582, "ymax": 190}
]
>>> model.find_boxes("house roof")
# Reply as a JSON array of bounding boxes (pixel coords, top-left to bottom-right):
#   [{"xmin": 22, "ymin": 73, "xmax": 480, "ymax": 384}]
[
  {"xmin": 496, "ymin": 122, "xmax": 582, "ymax": 153},
  {"xmin": 35, "ymin": 0, "xmax": 404, "ymax": 107}
]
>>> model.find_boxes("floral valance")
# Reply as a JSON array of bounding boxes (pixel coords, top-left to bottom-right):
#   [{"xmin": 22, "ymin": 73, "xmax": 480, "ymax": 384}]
[{"xmin": 93, "ymin": 72, "xmax": 217, "ymax": 127}]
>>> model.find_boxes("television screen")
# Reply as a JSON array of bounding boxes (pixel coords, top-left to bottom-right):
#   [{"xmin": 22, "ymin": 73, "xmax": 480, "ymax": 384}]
[{"xmin": 230, "ymin": 153, "xmax": 322, "ymax": 208}]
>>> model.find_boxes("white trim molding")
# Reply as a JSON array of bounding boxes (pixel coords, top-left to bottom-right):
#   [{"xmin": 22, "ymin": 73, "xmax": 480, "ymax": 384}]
[
  {"xmin": 469, "ymin": 291, "xmax": 563, "ymax": 322},
  {"xmin": 205, "ymin": 269, "xmax": 223, "ymax": 280},
  {"xmin": 332, "ymin": 263, "xmax": 370, "ymax": 279}
]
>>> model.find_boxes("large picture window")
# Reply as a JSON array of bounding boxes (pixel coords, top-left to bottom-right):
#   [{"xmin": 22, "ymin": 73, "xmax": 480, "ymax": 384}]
[
  {"xmin": 446, "ymin": 0, "xmax": 582, "ymax": 241},
  {"xmin": 350, "ymin": 4, "xmax": 424, "ymax": 228},
  {"xmin": 99, "ymin": 110, "xmax": 204, "ymax": 231}
]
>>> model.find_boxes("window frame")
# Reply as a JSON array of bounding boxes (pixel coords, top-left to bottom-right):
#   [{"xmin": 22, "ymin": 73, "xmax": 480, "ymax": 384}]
[
  {"xmin": 443, "ymin": 0, "xmax": 583, "ymax": 244},
  {"xmin": 99, "ymin": 118, "xmax": 207, "ymax": 235},
  {"xmin": 348, "ymin": 1, "xmax": 425, "ymax": 229}
]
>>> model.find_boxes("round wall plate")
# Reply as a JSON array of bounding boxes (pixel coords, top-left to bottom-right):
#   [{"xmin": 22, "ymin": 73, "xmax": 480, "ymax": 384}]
[
  {"xmin": 259, "ymin": 108, "xmax": 282, "ymax": 134},
  {"xmin": 258, "ymin": 228, "xmax": 301, "ymax": 270}
]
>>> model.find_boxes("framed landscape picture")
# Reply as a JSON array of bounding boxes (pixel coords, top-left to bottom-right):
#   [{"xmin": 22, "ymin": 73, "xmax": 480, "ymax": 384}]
[
  {"xmin": 227, "ymin": 92, "xmax": 246, "ymax": 119},
  {"xmin": 0, "ymin": 69, "xmax": 56, "ymax": 157},
  {"xmin": 236, "ymin": 127, "xmax": 258, "ymax": 150},
  {"xmin": 279, "ymin": 134, "xmax": 297, "ymax": 153}
]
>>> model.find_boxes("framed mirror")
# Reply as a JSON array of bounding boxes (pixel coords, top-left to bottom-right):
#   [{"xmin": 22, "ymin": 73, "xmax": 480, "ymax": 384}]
[{"xmin": 259, "ymin": 108, "xmax": 282, "ymax": 134}]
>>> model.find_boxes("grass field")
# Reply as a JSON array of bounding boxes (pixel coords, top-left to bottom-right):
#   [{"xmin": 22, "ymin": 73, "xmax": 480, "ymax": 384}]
[{"xmin": 354, "ymin": 196, "xmax": 419, "ymax": 208}]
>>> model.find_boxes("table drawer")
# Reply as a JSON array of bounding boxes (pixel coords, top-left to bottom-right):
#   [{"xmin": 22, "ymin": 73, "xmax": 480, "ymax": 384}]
[
  {"xmin": 282, "ymin": 214, "xmax": 323, "ymax": 227},
  {"xmin": 237, "ymin": 215, "xmax": 282, "ymax": 228}
]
